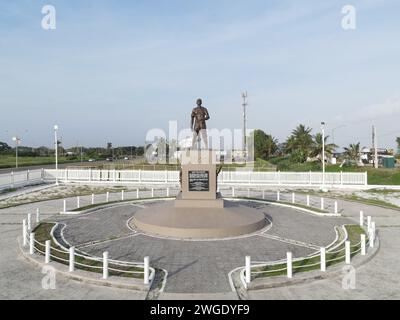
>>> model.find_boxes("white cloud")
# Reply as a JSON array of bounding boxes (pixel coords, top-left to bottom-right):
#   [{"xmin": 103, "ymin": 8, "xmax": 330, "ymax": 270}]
[{"xmin": 358, "ymin": 96, "xmax": 400, "ymax": 120}]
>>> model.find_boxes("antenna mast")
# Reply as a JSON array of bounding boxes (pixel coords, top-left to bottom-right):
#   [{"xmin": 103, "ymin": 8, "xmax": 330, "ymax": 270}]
[{"xmin": 242, "ymin": 91, "xmax": 248, "ymax": 154}]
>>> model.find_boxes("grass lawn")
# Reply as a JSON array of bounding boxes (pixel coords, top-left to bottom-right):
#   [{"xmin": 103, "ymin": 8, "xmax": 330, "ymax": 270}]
[
  {"xmin": 325, "ymin": 165, "xmax": 400, "ymax": 185},
  {"xmin": 0, "ymin": 155, "xmax": 85, "ymax": 169},
  {"xmin": 252, "ymin": 225, "xmax": 365, "ymax": 279},
  {"xmin": 32, "ymin": 222, "xmax": 144, "ymax": 278}
]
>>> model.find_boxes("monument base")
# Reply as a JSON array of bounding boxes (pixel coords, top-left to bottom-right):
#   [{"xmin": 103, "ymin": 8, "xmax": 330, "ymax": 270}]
[
  {"xmin": 174, "ymin": 192, "xmax": 225, "ymax": 208},
  {"xmin": 130, "ymin": 200, "xmax": 267, "ymax": 239}
]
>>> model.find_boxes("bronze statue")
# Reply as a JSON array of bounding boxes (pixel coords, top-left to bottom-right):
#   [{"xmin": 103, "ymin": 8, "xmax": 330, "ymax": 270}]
[{"xmin": 191, "ymin": 98, "xmax": 210, "ymax": 149}]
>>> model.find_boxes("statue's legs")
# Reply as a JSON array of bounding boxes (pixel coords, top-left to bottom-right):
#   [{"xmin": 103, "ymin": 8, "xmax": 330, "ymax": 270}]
[
  {"xmin": 191, "ymin": 129, "xmax": 208, "ymax": 150},
  {"xmin": 200, "ymin": 129, "xmax": 208, "ymax": 149},
  {"xmin": 191, "ymin": 131, "xmax": 199, "ymax": 149}
]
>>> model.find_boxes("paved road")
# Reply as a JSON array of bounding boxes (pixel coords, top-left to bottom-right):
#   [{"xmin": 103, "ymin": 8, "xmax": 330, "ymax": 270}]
[{"xmin": 0, "ymin": 191, "xmax": 399, "ymax": 299}]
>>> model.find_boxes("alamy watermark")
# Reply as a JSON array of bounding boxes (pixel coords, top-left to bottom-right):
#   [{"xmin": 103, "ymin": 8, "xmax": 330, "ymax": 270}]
[
  {"xmin": 144, "ymin": 121, "xmax": 255, "ymax": 167},
  {"xmin": 341, "ymin": 265, "xmax": 356, "ymax": 290},
  {"xmin": 341, "ymin": 5, "xmax": 357, "ymax": 30},
  {"xmin": 41, "ymin": 265, "xmax": 56, "ymax": 290},
  {"xmin": 41, "ymin": 5, "xmax": 56, "ymax": 30}
]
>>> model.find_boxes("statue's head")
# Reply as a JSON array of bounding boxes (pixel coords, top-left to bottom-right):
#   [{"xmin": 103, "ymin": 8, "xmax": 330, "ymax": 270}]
[{"xmin": 196, "ymin": 98, "xmax": 202, "ymax": 106}]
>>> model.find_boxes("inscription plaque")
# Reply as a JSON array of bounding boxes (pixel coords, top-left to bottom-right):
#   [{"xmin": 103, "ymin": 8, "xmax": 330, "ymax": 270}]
[{"xmin": 188, "ymin": 170, "xmax": 209, "ymax": 192}]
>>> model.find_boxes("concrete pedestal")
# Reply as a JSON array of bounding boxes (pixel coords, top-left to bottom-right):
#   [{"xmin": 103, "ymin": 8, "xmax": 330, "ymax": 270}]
[{"xmin": 131, "ymin": 200, "xmax": 267, "ymax": 239}]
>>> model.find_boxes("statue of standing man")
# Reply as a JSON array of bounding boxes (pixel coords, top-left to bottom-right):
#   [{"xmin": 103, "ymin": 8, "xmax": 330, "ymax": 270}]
[{"xmin": 191, "ymin": 98, "xmax": 210, "ymax": 149}]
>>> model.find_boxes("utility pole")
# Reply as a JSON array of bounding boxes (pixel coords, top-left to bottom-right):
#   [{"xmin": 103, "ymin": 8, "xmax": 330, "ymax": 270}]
[
  {"xmin": 54, "ymin": 125, "xmax": 59, "ymax": 185},
  {"xmin": 12, "ymin": 136, "xmax": 21, "ymax": 168},
  {"xmin": 372, "ymin": 125, "xmax": 378, "ymax": 169},
  {"xmin": 241, "ymin": 91, "xmax": 248, "ymax": 155},
  {"xmin": 321, "ymin": 122, "xmax": 325, "ymax": 187}
]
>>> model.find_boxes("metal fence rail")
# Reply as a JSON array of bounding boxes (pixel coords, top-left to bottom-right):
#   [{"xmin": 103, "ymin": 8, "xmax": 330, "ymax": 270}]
[
  {"xmin": 42, "ymin": 168, "xmax": 367, "ymax": 186},
  {"xmin": 0, "ymin": 169, "xmax": 44, "ymax": 190}
]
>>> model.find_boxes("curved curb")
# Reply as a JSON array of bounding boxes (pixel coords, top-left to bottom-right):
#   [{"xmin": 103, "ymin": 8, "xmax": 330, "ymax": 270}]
[
  {"xmin": 227, "ymin": 197, "xmax": 341, "ymax": 217},
  {"xmin": 241, "ymin": 237, "xmax": 380, "ymax": 291},
  {"xmin": 17, "ymin": 236, "xmax": 150, "ymax": 292}
]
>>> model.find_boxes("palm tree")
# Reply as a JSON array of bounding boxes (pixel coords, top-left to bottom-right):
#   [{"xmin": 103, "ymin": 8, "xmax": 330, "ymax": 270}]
[
  {"xmin": 310, "ymin": 133, "xmax": 338, "ymax": 161},
  {"xmin": 252, "ymin": 130, "xmax": 278, "ymax": 159},
  {"xmin": 344, "ymin": 143, "xmax": 361, "ymax": 162},
  {"xmin": 285, "ymin": 124, "xmax": 313, "ymax": 162}
]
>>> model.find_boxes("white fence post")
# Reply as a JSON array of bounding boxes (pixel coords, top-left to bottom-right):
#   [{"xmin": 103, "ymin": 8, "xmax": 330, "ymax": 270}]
[
  {"xmin": 121, "ymin": 190, "xmax": 124, "ymax": 201},
  {"xmin": 345, "ymin": 241, "xmax": 351, "ymax": 264},
  {"xmin": 245, "ymin": 255, "xmax": 251, "ymax": 284},
  {"xmin": 144, "ymin": 256, "xmax": 150, "ymax": 285},
  {"xmin": 136, "ymin": 188, "xmax": 139, "ymax": 199},
  {"xmin": 36, "ymin": 208, "xmax": 40, "ymax": 223},
  {"xmin": 29, "ymin": 232, "xmax": 35, "ymax": 255},
  {"xmin": 359, "ymin": 211, "xmax": 364, "ymax": 227},
  {"xmin": 369, "ymin": 222, "xmax": 376, "ymax": 248},
  {"xmin": 77, "ymin": 196, "xmax": 80, "ymax": 209},
  {"xmin": 277, "ymin": 190, "xmax": 280, "ymax": 202},
  {"xmin": 306, "ymin": 195, "xmax": 310, "ymax": 206},
  {"xmin": 320, "ymin": 247, "xmax": 326, "ymax": 272},
  {"xmin": 27, "ymin": 213, "xmax": 31, "ymax": 231},
  {"xmin": 91, "ymin": 193, "xmax": 95, "ymax": 205},
  {"xmin": 262, "ymin": 189, "xmax": 265, "ymax": 200},
  {"xmin": 334, "ymin": 201, "xmax": 338, "ymax": 214},
  {"xmin": 45, "ymin": 240, "xmax": 51, "ymax": 264},
  {"xmin": 69, "ymin": 246, "xmax": 75, "ymax": 272},
  {"xmin": 364, "ymin": 171, "xmax": 368, "ymax": 186},
  {"xmin": 11, "ymin": 171, "xmax": 14, "ymax": 188},
  {"xmin": 247, "ymin": 188, "xmax": 250, "ymax": 198},
  {"xmin": 106, "ymin": 192, "xmax": 109, "ymax": 202},
  {"xmin": 232, "ymin": 187, "xmax": 235, "ymax": 197},
  {"xmin": 292, "ymin": 192, "xmax": 295, "ymax": 204},
  {"xmin": 102, "ymin": 251, "xmax": 108, "ymax": 279},
  {"xmin": 166, "ymin": 187, "xmax": 170, "ymax": 197},
  {"xmin": 151, "ymin": 188, "xmax": 154, "ymax": 198},
  {"xmin": 287, "ymin": 252, "xmax": 292, "ymax": 279},
  {"xmin": 63, "ymin": 199, "xmax": 67, "ymax": 213},
  {"xmin": 320, "ymin": 198, "xmax": 324, "ymax": 211},
  {"xmin": 361, "ymin": 234, "xmax": 366, "ymax": 256},
  {"xmin": 367, "ymin": 216, "xmax": 372, "ymax": 233},
  {"xmin": 22, "ymin": 219, "xmax": 27, "ymax": 246}
]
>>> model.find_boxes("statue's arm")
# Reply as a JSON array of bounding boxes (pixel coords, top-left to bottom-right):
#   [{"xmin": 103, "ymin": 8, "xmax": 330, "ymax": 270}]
[
  {"xmin": 190, "ymin": 109, "xmax": 195, "ymax": 130},
  {"xmin": 204, "ymin": 108, "xmax": 210, "ymax": 120}
]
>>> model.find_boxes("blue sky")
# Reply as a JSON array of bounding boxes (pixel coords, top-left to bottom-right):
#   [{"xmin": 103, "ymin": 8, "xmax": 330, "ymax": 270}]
[{"xmin": 0, "ymin": 0, "xmax": 399, "ymax": 150}]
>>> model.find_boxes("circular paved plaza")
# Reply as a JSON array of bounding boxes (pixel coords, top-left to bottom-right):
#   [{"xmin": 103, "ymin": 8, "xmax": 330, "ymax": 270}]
[
  {"xmin": 49, "ymin": 199, "xmax": 352, "ymax": 293},
  {"xmin": 2, "ymin": 192, "xmax": 399, "ymax": 299}
]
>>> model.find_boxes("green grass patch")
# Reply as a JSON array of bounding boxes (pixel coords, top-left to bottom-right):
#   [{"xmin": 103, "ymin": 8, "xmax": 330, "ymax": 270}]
[
  {"xmin": 0, "ymin": 187, "xmax": 17, "ymax": 195},
  {"xmin": 32, "ymin": 222, "xmax": 144, "ymax": 278},
  {"xmin": 252, "ymin": 225, "xmax": 366, "ymax": 279},
  {"xmin": 240, "ymin": 197, "xmax": 328, "ymax": 213},
  {"xmin": 0, "ymin": 155, "xmax": 87, "ymax": 169},
  {"xmin": 343, "ymin": 194, "xmax": 400, "ymax": 210}
]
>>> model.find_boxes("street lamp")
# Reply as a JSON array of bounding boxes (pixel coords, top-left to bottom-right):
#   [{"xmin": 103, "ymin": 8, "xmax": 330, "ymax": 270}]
[
  {"xmin": 321, "ymin": 122, "xmax": 325, "ymax": 187},
  {"xmin": 54, "ymin": 125, "xmax": 59, "ymax": 185},
  {"xmin": 12, "ymin": 136, "xmax": 21, "ymax": 168}
]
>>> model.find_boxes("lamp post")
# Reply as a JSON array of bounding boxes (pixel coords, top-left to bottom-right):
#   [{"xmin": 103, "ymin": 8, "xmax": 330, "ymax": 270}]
[
  {"xmin": 12, "ymin": 136, "xmax": 21, "ymax": 168},
  {"xmin": 321, "ymin": 122, "xmax": 325, "ymax": 187},
  {"xmin": 54, "ymin": 125, "xmax": 59, "ymax": 185}
]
